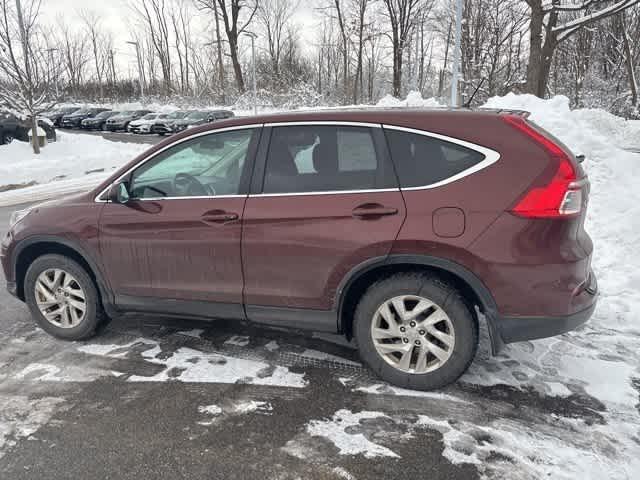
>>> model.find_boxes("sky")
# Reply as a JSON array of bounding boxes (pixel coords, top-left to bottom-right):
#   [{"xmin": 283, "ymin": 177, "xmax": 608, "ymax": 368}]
[{"xmin": 40, "ymin": 0, "xmax": 319, "ymax": 77}]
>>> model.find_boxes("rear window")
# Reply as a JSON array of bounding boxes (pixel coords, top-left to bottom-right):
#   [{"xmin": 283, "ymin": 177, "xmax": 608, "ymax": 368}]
[{"xmin": 384, "ymin": 129, "xmax": 485, "ymax": 187}]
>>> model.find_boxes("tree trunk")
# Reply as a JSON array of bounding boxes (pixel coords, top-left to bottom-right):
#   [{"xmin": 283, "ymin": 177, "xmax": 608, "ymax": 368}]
[
  {"xmin": 30, "ymin": 115, "xmax": 40, "ymax": 154},
  {"xmin": 621, "ymin": 14, "xmax": 638, "ymax": 107},
  {"xmin": 213, "ymin": 1, "xmax": 226, "ymax": 103},
  {"xmin": 229, "ymin": 36, "xmax": 245, "ymax": 92},
  {"xmin": 525, "ymin": 0, "xmax": 544, "ymax": 96}
]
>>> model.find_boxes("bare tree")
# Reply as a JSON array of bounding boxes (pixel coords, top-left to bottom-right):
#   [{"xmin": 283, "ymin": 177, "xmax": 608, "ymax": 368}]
[
  {"xmin": 351, "ymin": 0, "xmax": 371, "ymax": 104},
  {"xmin": 57, "ymin": 17, "xmax": 90, "ymax": 96},
  {"xmin": 525, "ymin": 0, "xmax": 640, "ymax": 97},
  {"xmin": 170, "ymin": 0, "xmax": 193, "ymax": 94},
  {"xmin": 79, "ymin": 9, "xmax": 109, "ymax": 99},
  {"xmin": 196, "ymin": 0, "xmax": 258, "ymax": 93},
  {"xmin": 132, "ymin": 0, "xmax": 173, "ymax": 93},
  {"xmin": 382, "ymin": 0, "xmax": 428, "ymax": 98},
  {"xmin": 256, "ymin": 0, "xmax": 298, "ymax": 80},
  {"xmin": 619, "ymin": 11, "xmax": 638, "ymax": 106},
  {"xmin": 0, "ymin": 0, "xmax": 56, "ymax": 153}
]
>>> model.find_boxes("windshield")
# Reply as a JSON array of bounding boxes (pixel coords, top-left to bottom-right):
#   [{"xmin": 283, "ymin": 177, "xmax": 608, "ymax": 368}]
[
  {"xmin": 168, "ymin": 111, "xmax": 189, "ymax": 119},
  {"xmin": 141, "ymin": 114, "xmax": 157, "ymax": 120},
  {"xmin": 96, "ymin": 111, "xmax": 114, "ymax": 118},
  {"xmin": 71, "ymin": 108, "xmax": 90, "ymax": 115}
]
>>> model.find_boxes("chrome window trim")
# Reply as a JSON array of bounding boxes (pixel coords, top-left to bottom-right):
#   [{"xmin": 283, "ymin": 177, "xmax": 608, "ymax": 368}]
[
  {"xmin": 95, "ymin": 120, "xmax": 501, "ymax": 202},
  {"xmin": 94, "ymin": 124, "xmax": 264, "ymax": 202},
  {"xmin": 381, "ymin": 124, "xmax": 500, "ymax": 191},
  {"xmin": 264, "ymin": 120, "xmax": 381, "ymax": 128},
  {"xmin": 248, "ymin": 188, "xmax": 399, "ymax": 198}
]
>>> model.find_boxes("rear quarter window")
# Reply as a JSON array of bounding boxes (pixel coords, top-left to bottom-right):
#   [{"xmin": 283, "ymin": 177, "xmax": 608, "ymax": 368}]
[{"xmin": 384, "ymin": 129, "xmax": 486, "ymax": 187}]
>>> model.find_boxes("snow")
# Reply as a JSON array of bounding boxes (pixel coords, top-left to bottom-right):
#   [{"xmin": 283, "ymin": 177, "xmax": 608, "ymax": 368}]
[
  {"xmin": 0, "ymin": 131, "xmax": 146, "ymax": 206},
  {"xmin": 303, "ymin": 410, "xmax": 399, "ymax": 459},
  {"xmin": 232, "ymin": 400, "xmax": 273, "ymax": 414},
  {"xmin": 198, "ymin": 404, "xmax": 222, "ymax": 416},
  {"xmin": 79, "ymin": 338, "xmax": 308, "ymax": 388},
  {"xmin": 0, "ymin": 395, "xmax": 66, "ymax": 458}
]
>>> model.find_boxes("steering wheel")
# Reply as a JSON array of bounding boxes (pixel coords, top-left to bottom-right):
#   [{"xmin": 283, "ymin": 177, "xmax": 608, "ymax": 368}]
[{"xmin": 173, "ymin": 172, "xmax": 208, "ymax": 196}]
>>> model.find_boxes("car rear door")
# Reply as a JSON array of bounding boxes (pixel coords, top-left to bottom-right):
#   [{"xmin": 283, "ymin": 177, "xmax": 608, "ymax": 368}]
[
  {"xmin": 98, "ymin": 126, "xmax": 261, "ymax": 315},
  {"xmin": 241, "ymin": 122, "xmax": 406, "ymax": 330}
]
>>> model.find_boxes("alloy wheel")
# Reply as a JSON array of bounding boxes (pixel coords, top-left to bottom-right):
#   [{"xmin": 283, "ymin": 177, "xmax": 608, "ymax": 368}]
[
  {"xmin": 371, "ymin": 295, "xmax": 455, "ymax": 374},
  {"xmin": 34, "ymin": 268, "xmax": 87, "ymax": 328}
]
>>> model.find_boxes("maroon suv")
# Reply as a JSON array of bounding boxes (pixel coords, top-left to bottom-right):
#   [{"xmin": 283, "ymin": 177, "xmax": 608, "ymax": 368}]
[{"xmin": 1, "ymin": 109, "xmax": 597, "ymax": 390}]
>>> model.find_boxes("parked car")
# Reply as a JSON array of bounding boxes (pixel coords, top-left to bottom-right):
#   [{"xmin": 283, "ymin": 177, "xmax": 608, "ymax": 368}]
[
  {"xmin": 151, "ymin": 110, "xmax": 191, "ymax": 135},
  {"xmin": 44, "ymin": 106, "xmax": 81, "ymax": 127},
  {"xmin": 0, "ymin": 113, "xmax": 56, "ymax": 145},
  {"xmin": 81, "ymin": 111, "xmax": 120, "ymax": 131},
  {"xmin": 171, "ymin": 109, "xmax": 234, "ymax": 133},
  {"xmin": 1, "ymin": 109, "xmax": 597, "ymax": 391},
  {"xmin": 61, "ymin": 108, "xmax": 110, "ymax": 129},
  {"xmin": 105, "ymin": 110, "xmax": 152, "ymax": 132},
  {"xmin": 127, "ymin": 113, "xmax": 170, "ymax": 134}
]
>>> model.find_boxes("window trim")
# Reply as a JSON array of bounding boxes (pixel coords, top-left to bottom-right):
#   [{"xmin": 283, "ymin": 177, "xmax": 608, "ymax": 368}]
[
  {"xmin": 382, "ymin": 124, "xmax": 501, "ymax": 191},
  {"xmin": 250, "ymin": 122, "xmax": 500, "ymax": 197},
  {"xmin": 95, "ymin": 121, "xmax": 501, "ymax": 202},
  {"xmin": 94, "ymin": 124, "xmax": 263, "ymax": 202}
]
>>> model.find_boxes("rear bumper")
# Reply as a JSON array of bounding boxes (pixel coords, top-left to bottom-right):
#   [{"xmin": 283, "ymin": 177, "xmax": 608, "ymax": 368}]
[
  {"xmin": 494, "ymin": 270, "xmax": 598, "ymax": 345},
  {"xmin": 495, "ymin": 301, "xmax": 596, "ymax": 344}
]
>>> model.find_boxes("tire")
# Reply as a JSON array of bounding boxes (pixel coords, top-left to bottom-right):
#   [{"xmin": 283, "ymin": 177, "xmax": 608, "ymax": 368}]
[
  {"xmin": 24, "ymin": 254, "xmax": 105, "ymax": 341},
  {"xmin": 1, "ymin": 132, "xmax": 14, "ymax": 144},
  {"xmin": 353, "ymin": 273, "xmax": 478, "ymax": 390}
]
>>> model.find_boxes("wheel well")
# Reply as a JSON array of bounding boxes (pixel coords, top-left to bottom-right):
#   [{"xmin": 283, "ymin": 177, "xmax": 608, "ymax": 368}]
[
  {"xmin": 339, "ymin": 263, "xmax": 484, "ymax": 339},
  {"xmin": 15, "ymin": 242, "xmax": 100, "ymax": 301}
]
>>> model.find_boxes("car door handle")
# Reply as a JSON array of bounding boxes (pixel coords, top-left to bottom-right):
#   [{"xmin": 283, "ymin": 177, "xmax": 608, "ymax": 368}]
[
  {"xmin": 201, "ymin": 211, "xmax": 239, "ymax": 223},
  {"xmin": 352, "ymin": 204, "xmax": 398, "ymax": 218}
]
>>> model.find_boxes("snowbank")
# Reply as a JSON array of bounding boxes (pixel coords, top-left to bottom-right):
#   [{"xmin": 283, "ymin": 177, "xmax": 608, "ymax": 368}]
[{"xmin": 0, "ymin": 132, "xmax": 147, "ymax": 204}]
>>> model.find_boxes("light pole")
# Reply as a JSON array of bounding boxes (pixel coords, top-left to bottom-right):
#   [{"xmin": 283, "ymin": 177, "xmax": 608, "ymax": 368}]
[
  {"xmin": 46, "ymin": 48, "xmax": 59, "ymax": 98},
  {"xmin": 244, "ymin": 31, "xmax": 258, "ymax": 115},
  {"xmin": 451, "ymin": 0, "xmax": 463, "ymax": 107},
  {"xmin": 126, "ymin": 40, "xmax": 144, "ymax": 98}
]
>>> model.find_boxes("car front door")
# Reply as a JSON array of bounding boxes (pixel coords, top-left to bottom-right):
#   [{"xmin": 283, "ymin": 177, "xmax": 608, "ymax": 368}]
[
  {"xmin": 98, "ymin": 126, "xmax": 261, "ymax": 316},
  {"xmin": 241, "ymin": 123, "xmax": 406, "ymax": 330}
]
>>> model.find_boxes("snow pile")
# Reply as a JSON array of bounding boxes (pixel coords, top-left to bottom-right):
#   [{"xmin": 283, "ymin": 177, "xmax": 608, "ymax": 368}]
[
  {"xmin": 0, "ymin": 131, "xmax": 145, "ymax": 198},
  {"xmin": 376, "ymin": 90, "xmax": 443, "ymax": 108}
]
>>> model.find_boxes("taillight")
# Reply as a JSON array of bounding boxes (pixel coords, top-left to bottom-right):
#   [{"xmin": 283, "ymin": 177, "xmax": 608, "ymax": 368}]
[{"xmin": 503, "ymin": 115, "xmax": 583, "ymax": 219}]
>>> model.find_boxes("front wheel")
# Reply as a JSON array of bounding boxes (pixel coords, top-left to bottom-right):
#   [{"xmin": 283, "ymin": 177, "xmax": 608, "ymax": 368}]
[
  {"xmin": 24, "ymin": 254, "xmax": 105, "ymax": 340},
  {"xmin": 353, "ymin": 273, "xmax": 478, "ymax": 390}
]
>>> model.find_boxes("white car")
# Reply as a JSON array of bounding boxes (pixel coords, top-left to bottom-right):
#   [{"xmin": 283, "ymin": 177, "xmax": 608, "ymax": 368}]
[{"xmin": 128, "ymin": 113, "xmax": 169, "ymax": 134}]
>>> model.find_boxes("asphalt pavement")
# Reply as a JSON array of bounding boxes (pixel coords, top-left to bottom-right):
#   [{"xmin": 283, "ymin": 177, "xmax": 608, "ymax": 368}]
[{"xmin": 0, "ymin": 195, "xmax": 635, "ymax": 477}]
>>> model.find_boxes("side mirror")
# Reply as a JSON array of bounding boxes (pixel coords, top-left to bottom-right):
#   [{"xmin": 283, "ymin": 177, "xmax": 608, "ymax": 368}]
[{"xmin": 108, "ymin": 181, "xmax": 130, "ymax": 204}]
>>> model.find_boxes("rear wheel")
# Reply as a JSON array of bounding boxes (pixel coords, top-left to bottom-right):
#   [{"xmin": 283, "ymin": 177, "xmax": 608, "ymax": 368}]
[
  {"xmin": 24, "ymin": 254, "xmax": 105, "ymax": 340},
  {"xmin": 353, "ymin": 273, "xmax": 478, "ymax": 390}
]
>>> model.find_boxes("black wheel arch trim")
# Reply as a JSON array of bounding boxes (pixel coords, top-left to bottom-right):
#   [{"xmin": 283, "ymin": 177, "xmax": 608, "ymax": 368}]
[
  {"xmin": 11, "ymin": 235, "xmax": 115, "ymax": 312},
  {"xmin": 335, "ymin": 254, "xmax": 503, "ymax": 353}
]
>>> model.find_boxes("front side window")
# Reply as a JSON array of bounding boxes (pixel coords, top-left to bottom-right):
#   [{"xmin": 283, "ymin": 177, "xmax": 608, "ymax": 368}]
[
  {"xmin": 384, "ymin": 129, "xmax": 486, "ymax": 188},
  {"xmin": 263, "ymin": 125, "xmax": 387, "ymax": 194},
  {"xmin": 129, "ymin": 129, "xmax": 255, "ymax": 199}
]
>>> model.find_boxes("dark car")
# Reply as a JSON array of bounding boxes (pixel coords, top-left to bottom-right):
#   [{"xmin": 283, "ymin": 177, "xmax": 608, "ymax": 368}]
[
  {"xmin": 171, "ymin": 109, "xmax": 234, "ymax": 133},
  {"xmin": 61, "ymin": 108, "xmax": 110, "ymax": 129},
  {"xmin": 0, "ymin": 113, "xmax": 57, "ymax": 145},
  {"xmin": 44, "ymin": 107, "xmax": 81, "ymax": 127},
  {"xmin": 1, "ymin": 109, "xmax": 597, "ymax": 391},
  {"xmin": 105, "ymin": 110, "xmax": 153, "ymax": 132},
  {"xmin": 81, "ymin": 111, "xmax": 120, "ymax": 131},
  {"xmin": 151, "ymin": 110, "xmax": 191, "ymax": 135}
]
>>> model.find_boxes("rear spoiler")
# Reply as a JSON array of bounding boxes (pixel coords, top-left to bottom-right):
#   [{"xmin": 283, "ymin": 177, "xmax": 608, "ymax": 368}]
[{"xmin": 494, "ymin": 109, "xmax": 531, "ymax": 118}]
